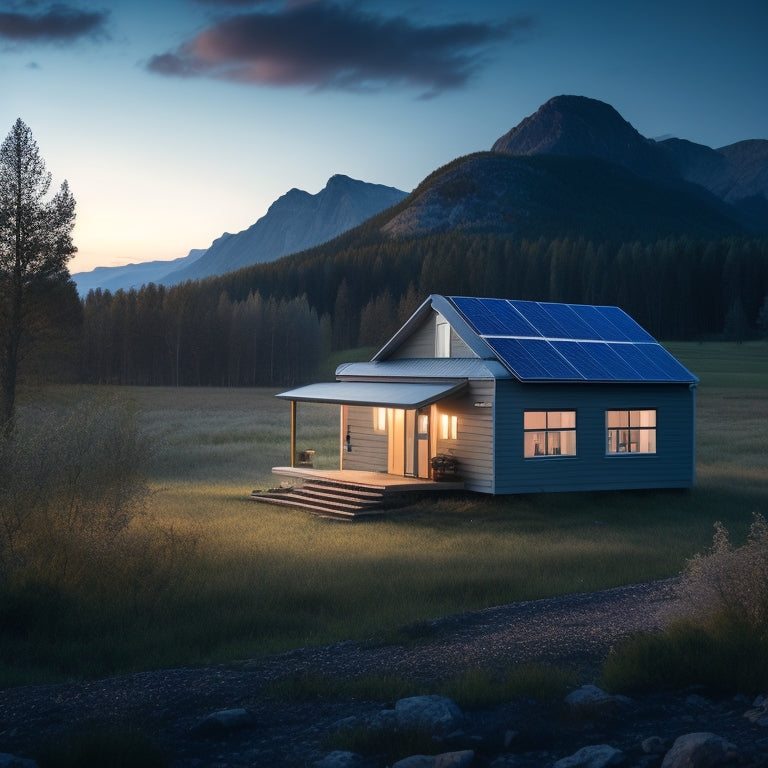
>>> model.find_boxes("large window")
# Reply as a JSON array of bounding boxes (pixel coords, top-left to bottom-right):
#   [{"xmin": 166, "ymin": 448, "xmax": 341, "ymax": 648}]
[
  {"xmin": 606, "ymin": 409, "xmax": 656, "ymax": 454},
  {"xmin": 524, "ymin": 410, "xmax": 576, "ymax": 457}
]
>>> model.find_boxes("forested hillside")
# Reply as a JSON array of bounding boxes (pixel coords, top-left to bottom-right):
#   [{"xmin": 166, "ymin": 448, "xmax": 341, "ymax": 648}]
[{"xmin": 79, "ymin": 234, "xmax": 768, "ymax": 387}]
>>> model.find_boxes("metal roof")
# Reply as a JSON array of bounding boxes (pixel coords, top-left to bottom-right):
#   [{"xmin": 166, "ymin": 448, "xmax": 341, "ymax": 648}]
[
  {"xmin": 336, "ymin": 358, "xmax": 511, "ymax": 379},
  {"xmin": 276, "ymin": 380, "xmax": 468, "ymax": 408}
]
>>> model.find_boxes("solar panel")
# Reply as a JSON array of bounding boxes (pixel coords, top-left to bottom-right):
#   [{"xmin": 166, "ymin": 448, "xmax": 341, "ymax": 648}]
[
  {"xmin": 452, "ymin": 297, "xmax": 538, "ymax": 337},
  {"xmin": 446, "ymin": 296, "xmax": 697, "ymax": 384},
  {"xmin": 509, "ymin": 301, "xmax": 569, "ymax": 338},
  {"xmin": 541, "ymin": 303, "xmax": 599, "ymax": 340},
  {"xmin": 550, "ymin": 341, "xmax": 615, "ymax": 380},
  {"xmin": 595, "ymin": 306, "xmax": 656, "ymax": 343}
]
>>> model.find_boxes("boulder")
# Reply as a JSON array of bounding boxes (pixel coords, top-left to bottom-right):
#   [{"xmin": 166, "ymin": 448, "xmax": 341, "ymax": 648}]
[
  {"xmin": 394, "ymin": 695, "xmax": 463, "ymax": 738},
  {"xmin": 190, "ymin": 707, "xmax": 254, "ymax": 737},
  {"xmin": 392, "ymin": 752, "xmax": 474, "ymax": 768},
  {"xmin": 661, "ymin": 732, "xmax": 740, "ymax": 768},
  {"xmin": 554, "ymin": 744, "xmax": 624, "ymax": 768}
]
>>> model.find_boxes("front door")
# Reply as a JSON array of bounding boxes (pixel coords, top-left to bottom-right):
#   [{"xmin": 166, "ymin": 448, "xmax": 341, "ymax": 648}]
[{"xmin": 388, "ymin": 408, "xmax": 430, "ymax": 478}]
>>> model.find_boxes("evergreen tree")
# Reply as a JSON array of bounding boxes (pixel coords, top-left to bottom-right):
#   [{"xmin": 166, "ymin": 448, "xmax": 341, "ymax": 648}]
[{"xmin": 0, "ymin": 119, "xmax": 76, "ymax": 422}]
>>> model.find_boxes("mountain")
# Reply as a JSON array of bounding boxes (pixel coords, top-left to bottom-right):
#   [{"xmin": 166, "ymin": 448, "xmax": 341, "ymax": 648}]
[
  {"xmin": 73, "ymin": 175, "xmax": 407, "ymax": 294},
  {"xmin": 72, "ymin": 249, "xmax": 205, "ymax": 295},
  {"xmin": 165, "ymin": 174, "xmax": 407, "ymax": 283},
  {"xmin": 378, "ymin": 95, "xmax": 766, "ymax": 242}
]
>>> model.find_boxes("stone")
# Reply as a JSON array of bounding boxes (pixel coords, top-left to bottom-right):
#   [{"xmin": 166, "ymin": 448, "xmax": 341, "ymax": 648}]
[
  {"xmin": 190, "ymin": 707, "xmax": 254, "ymax": 737},
  {"xmin": 554, "ymin": 744, "xmax": 624, "ymax": 768},
  {"xmin": 564, "ymin": 685, "xmax": 617, "ymax": 713},
  {"xmin": 314, "ymin": 750, "xmax": 365, "ymax": 768},
  {"xmin": 642, "ymin": 735, "xmax": 668, "ymax": 754},
  {"xmin": 392, "ymin": 752, "xmax": 474, "ymax": 768},
  {"xmin": 660, "ymin": 732, "xmax": 740, "ymax": 768},
  {"xmin": 391, "ymin": 757, "xmax": 435, "ymax": 768},
  {"xmin": 394, "ymin": 695, "xmax": 464, "ymax": 738}
]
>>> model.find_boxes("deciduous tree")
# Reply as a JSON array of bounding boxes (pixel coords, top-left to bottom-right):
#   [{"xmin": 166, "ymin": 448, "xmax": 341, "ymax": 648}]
[{"xmin": 0, "ymin": 119, "xmax": 76, "ymax": 423}]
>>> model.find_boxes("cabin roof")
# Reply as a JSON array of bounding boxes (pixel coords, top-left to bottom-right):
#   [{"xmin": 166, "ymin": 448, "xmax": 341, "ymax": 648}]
[{"xmin": 374, "ymin": 295, "xmax": 698, "ymax": 385}]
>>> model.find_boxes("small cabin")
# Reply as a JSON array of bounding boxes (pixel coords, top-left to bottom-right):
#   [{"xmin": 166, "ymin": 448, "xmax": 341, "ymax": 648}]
[{"xmin": 276, "ymin": 294, "xmax": 698, "ymax": 495}]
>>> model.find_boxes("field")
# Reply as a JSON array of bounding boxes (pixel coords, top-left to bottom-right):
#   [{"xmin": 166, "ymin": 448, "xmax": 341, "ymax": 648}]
[{"xmin": 3, "ymin": 341, "xmax": 768, "ymax": 685}]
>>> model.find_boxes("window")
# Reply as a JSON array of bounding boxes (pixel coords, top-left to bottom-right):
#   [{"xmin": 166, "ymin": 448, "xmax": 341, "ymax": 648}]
[
  {"xmin": 524, "ymin": 410, "xmax": 576, "ymax": 457},
  {"xmin": 373, "ymin": 407, "xmax": 387, "ymax": 434},
  {"xmin": 436, "ymin": 321, "xmax": 450, "ymax": 357},
  {"xmin": 439, "ymin": 413, "xmax": 458, "ymax": 440},
  {"xmin": 606, "ymin": 409, "xmax": 656, "ymax": 454}
]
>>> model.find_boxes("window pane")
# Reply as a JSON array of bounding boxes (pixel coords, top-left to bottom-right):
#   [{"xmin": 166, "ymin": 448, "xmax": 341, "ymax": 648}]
[
  {"xmin": 524, "ymin": 432, "xmax": 545, "ymax": 457},
  {"xmin": 606, "ymin": 410, "xmax": 624, "ymax": 428},
  {"xmin": 549, "ymin": 410, "xmax": 575, "ymax": 428},
  {"xmin": 524, "ymin": 411, "xmax": 546, "ymax": 430},
  {"xmin": 559, "ymin": 431, "xmax": 577, "ymax": 455}
]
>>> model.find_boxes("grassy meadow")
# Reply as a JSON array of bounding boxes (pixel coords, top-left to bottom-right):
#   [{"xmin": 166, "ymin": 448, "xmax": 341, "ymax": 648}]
[{"xmin": 3, "ymin": 341, "xmax": 767, "ymax": 685}]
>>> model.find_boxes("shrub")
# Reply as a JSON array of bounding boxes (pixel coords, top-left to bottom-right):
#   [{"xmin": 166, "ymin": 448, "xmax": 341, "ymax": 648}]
[
  {"xmin": 0, "ymin": 394, "xmax": 151, "ymax": 588},
  {"xmin": 601, "ymin": 514, "xmax": 768, "ymax": 695},
  {"xmin": 682, "ymin": 513, "xmax": 768, "ymax": 631}
]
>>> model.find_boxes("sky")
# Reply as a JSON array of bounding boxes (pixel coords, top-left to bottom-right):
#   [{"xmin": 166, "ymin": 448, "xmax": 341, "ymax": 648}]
[{"xmin": 2, "ymin": 0, "xmax": 767, "ymax": 275}]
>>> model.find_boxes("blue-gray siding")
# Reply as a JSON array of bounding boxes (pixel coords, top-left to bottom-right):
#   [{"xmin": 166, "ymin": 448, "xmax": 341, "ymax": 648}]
[{"xmin": 493, "ymin": 381, "xmax": 696, "ymax": 493}]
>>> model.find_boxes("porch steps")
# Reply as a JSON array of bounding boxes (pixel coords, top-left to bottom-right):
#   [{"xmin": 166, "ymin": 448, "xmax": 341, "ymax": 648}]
[{"xmin": 251, "ymin": 477, "xmax": 396, "ymax": 519}]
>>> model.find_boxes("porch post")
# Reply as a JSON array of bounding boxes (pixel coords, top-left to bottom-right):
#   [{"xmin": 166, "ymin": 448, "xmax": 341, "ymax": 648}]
[{"xmin": 290, "ymin": 400, "xmax": 296, "ymax": 467}]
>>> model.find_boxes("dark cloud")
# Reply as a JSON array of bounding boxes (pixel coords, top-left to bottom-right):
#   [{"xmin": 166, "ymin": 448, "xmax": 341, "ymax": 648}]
[
  {"xmin": 0, "ymin": 3, "xmax": 108, "ymax": 44},
  {"xmin": 148, "ymin": 1, "xmax": 530, "ymax": 97}
]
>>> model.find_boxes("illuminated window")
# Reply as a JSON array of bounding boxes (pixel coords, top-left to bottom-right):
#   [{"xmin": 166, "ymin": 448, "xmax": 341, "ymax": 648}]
[
  {"xmin": 373, "ymin": 407, "xmax": 387, "ymax": 434},
  {"xmin": 439, "ymin": 413, "xmax": 458, "ymax": 440},
  {"xmin": 436, "ymin": 321, "xmax": 450, "ymax": 357},
  {"xmin": 606, "ymin": 410, "xmax": 656, "ymax": 454},
  {"xmin": 524, "ymin": 410, "xmax": 576, "ymax": 457}
]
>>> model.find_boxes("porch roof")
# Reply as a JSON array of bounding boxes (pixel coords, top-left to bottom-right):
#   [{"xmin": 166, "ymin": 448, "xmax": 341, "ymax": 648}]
[{"xmin": 276, "ymin": 379, "xmax": 467, "ymax": 408}]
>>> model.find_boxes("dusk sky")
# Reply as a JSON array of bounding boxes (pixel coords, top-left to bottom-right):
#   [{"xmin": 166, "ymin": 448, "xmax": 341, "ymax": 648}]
[{"xmin": 2, "ymin": 0, "xmax": 766, "ymax": 274}]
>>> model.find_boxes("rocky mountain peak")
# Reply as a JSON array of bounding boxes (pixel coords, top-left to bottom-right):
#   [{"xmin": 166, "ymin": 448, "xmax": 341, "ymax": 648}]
[{"xmin": 492, "ymin": 94, "xmax": 674, "ymax": 181}]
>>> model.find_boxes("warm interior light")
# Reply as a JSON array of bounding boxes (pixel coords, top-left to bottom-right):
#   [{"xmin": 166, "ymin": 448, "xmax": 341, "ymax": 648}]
[{"xmin": 373, "ymin": 407, "xmax": 386, "ymax": 433}]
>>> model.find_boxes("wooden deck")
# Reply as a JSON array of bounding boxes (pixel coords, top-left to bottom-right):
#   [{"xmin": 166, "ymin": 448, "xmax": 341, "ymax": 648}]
[{"xmin": 250, "ymin": 467, "xmax": 464, "ymax": 519}]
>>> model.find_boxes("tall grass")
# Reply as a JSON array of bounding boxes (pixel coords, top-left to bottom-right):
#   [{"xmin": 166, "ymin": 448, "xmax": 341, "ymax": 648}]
[{"xmin": 3, "ymin": 342, "xmax": 768, "ymax": 686}]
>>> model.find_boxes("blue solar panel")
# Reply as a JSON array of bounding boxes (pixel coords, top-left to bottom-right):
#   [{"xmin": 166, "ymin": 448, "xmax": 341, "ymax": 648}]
[
  {"xmin": 542, "ymin": 304, "xmax": 599, "ymax": 340},
  {"xmin": 550, "ymin": 341, "xmax": 615, "ymax": 380},
  {"xmin": 509, "ymin": 301, "xmax": 569, "ymax": 339},
  {"xmin": 567, "ymin": 304, "xmax": 631, "ymax": 341},
  {"xmin": 607, "ymin": 343, "xmax": 671, "ymax": 380},
  {"xmin": 447, "ymin": 296, "xmax": 697, "ymax": 384},
  {"xmin": 484, "ymin": 338, "xmax": 550, "ymax": 379},
  {"xmin": 452, "ymin": 297, "xmax": 538, "ymax": 337},
  {"xmin": 596, "ymin": 306, "xmax": 656, "ymax": 343},
  {"xmin": 634, "ymin": 343, "xmax": 696, "ymax": 380}
]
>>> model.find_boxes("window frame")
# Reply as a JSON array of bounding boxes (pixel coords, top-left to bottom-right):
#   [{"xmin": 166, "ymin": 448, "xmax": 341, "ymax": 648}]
[
  {"xmin": 605, "ymin": 409, "xmax": 657, "ymax": 455},
  {"xmin": 523, "ymin": 410, "xmax": 577, "ymax": 458}
]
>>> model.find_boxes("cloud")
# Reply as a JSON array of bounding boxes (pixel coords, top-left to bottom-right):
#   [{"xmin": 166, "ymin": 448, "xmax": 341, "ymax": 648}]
[
  {"xmin": 148, "ymin": 1, "xmax": 530, "ymax": 97},
  {"xmin": 0, "ymin": 3, "xmax": 109, "ymax": 44}
]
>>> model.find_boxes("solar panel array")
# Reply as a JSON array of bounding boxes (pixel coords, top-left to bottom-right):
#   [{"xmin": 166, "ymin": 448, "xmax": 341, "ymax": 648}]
[{"xmin": 449, "ymin": 297, "xmax": 696, "ymax": 383}]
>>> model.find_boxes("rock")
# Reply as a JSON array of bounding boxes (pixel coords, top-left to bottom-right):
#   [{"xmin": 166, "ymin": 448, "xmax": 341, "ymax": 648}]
[
  {"xmin": 661, "ymin": 732, "xmax": 740, "ymax": 768},
  {"xmin": 314, "ymin": 750, "xmax": 365, "ymax": 768},
  {"xmin": 394, "ymin": 695, "xmax": 464, "ymax": 738},
  {"xmin": 642, "ymin": 735, "xmax": 668, "ymax": 754},
  {"xmin": 553, "ymin": 744, "xmax": 624, "ymax": 768},
  {"xmin": 392, "ymin": 752, "xmax": 474, "ymax": 768},
  {"xmin": 563, "ymin": 685, "xmax": 618, "ymax": 714},
  {"xmin": 190, "ymin": 707, "xmax": 254, "ymax": 737},
  {"xmin": 743, "ymin": 694, "xmax": 768, "ymax": 726},
  {"xmin": 392, "ymin": 757, "xmax": 435, "ymax": 768},
  {"xmin": 0, "ymin": 755, "xmax": 39, "ymax": 768}
]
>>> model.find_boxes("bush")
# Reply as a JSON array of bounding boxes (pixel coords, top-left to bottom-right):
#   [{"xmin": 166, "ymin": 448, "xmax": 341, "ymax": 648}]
[
  {"xmin": 0, "ymin": 394, "xmax": 151, "ymax": 588},
  {"xmin": 682, "ymin": 513, "xmax": 768, "ymax": 631},
  {"xmin": 601, "ymin": 514, "xmax": 768, "ymax": 695},
  {"xmin": 0, "ymin": 393, "xmax": 199, "ymax": 680}
]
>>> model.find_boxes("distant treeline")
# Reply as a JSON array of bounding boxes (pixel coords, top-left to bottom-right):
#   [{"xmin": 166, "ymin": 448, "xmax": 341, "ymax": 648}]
[{"xmin": 78, "ymin": 234, "xmax": 768, "ymax": 387}]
